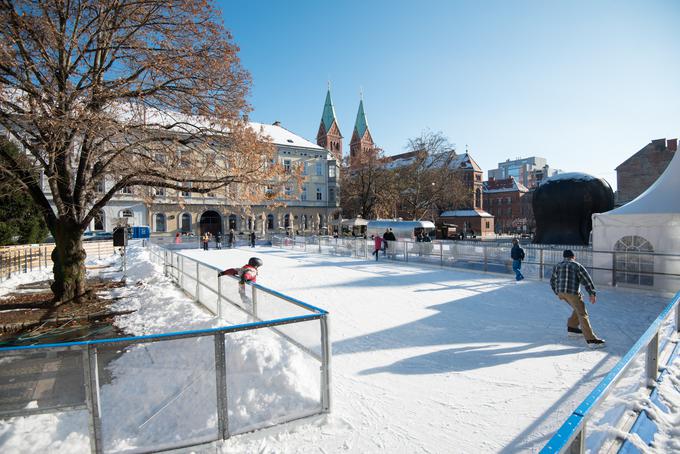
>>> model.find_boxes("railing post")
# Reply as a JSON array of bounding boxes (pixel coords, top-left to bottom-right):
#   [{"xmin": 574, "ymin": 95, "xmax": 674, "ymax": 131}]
[
  {"xmin": 440, "ymin": 242, "xmax": 443, "ymax": 267},
  {"xmin": 539, "ymin": 249, "xmax": 544, "ymax": 280},
  {"xmin": 214, "ymin": 332, "xmax": 230, "ymax": 440},
  {"xmin": 569, "ymin": 425, "xmax": 586, "ymax": 454},
  {"xmin": 195, "ymin": 262, "xmax": 200, "ymax": 300},
  {"xmin": 217, "ymin": 277, "xmax": 223, "ymax": 319},
  {"xmin": 404, "ymin": 241, "xmax": 408, "ymax": 262},
  {"xmin": 612, "ymin": 252, "xmax": 617, "ymax": 287},
  {"xmin": 251, "ymin": 284, "xmax": 258, "ymax": 318},
  {"xmin": 646, "ymin": 332, "xmax": 659, "ymax": 385},
  {"xmin": 320, "ymin": 314, "xmax": 332, "ymax": 413},
  {"xmin": 483, "ymin": 245, "xmax": 488, "ymax": 272},
  {"xmin": 84, "ymin": 345, "xmax": 104, "ymax": 454}
]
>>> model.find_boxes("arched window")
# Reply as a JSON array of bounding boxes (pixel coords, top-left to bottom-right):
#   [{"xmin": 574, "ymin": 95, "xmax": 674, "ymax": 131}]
[
  {"xmin": 302, "ymin": 214, "xmax": 308, "ymax": 230},
  {"xmin": 284, "ymin": 214, "xmax": 290, "ymax": 228},
  {"xmin": 181, "ymin": 213, "xmax": 191, "ymax": 232},
  {"xmin": 228, "ymin": 214, "xmax": 237, "ymax": 230},
  {"xmin": 94, "ymin": 210, "xmax": 105, "ymax": 231},
  {"xmin": 155, "ymin": 213, "xmax": 166, "ymax": 232},
  {"xmin": 614, "ymin": 235, "xmax": 654, "ymax": 286},
  {"xmin": 319, "ymin": 214, "xmax": 325, "ymax": 229},
  {"xmin": 121, "ymin": 209, "xmax": 133, "ymax": 218},
  {"xmin": 267, "ymin": 214, "xmax": 274, "ymax": 230}
]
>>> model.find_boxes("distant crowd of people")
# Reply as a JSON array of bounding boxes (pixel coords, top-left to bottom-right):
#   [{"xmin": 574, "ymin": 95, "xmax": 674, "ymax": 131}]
[{"xmin": 174, "ymin": 229, "xmax": 257, "ymax": 250}]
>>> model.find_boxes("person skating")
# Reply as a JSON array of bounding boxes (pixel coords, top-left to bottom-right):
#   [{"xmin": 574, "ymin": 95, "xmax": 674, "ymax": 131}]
[
  {"xmin": 217, "ymin": 257, "xmax": 263, "ymax": 283},
  {"xmin": 372, "ymin": 235, "xmax": 383, "ymax": 261},
  {"xmin": 510, "ymin": 238, "xmax": 525, "ymax": 281},
  {"xmin": 550, "ymin": 250, "xmax": 605, "ymax": 348},
  {"xmin": 228, "ymin": 229, "xmax": 235, "ymax": 248},
  {"xmin": 202, "ymin": 232, "xmax": 209, "ymax": 251},
  {"xmin": 215, "ymin": 232, "xmax": 222, "ymax": 250},
  {"xmin": 250, "ymin": 231, "xmax": 256, "ymax": 248}
]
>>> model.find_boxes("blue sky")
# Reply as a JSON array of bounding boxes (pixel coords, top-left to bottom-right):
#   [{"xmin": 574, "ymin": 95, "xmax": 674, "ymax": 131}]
[{"xmin": 218, "ymin": 0, "xmax": 680, "ymax": 189}]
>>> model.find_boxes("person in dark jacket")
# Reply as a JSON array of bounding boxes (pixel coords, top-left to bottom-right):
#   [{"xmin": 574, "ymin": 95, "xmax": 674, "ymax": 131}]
[
  {"xmin": 550, "ymin": 250, "xmax": 605, "ymax": 348},
  {"xmin": 510, "ymin": 238, "xmax": 525, "ymax": 281},
  {"xmin": 228, "ymin": 229, "xmax": 235, "ymax": 248},
  {"xmin": 215, "ymin": 232, "xmax": 222, "ymax": 250},
  {"xmin": 249, "ymin": 231, "xmax": 256, "ymax": 248}
]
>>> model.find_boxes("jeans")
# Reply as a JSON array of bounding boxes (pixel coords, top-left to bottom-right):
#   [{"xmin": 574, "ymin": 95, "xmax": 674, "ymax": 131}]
[{"xmin": 512, "ymin": 259, "xmax": 524, "ymax": 280}]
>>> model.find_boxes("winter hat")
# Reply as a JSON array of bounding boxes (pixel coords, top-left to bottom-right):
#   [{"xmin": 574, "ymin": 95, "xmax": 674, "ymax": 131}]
[{"xmin": 563, "ymin": 249, "xmax": 575, "ymax": 258}]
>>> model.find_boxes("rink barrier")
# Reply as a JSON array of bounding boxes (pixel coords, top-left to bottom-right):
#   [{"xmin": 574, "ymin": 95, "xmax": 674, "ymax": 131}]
[
  {"xmin": 541, "ymin": 290, "xmax": 680, "ymax": 453},
  {"xmin": 0, "ymin": 243, "xmax": 331, "ymax": 454},
  {"xmin": 271, "ymin": 235, "xmax": 680, "ymax": 291}
]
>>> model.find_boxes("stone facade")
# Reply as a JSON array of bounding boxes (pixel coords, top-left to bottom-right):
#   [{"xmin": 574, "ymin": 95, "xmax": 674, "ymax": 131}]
[
  {"xmin": 616, "ymin": 138, "xmax": 677, "ymax": 206},
  {"xmin": 483, "ymin": 177, "xmax": 533, "ymax": 234}
]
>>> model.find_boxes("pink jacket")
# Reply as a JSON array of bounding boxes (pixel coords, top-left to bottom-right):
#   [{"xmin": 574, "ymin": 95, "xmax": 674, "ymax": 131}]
[{"xmin": 374, "ymin": 236, "xmax": 383, "ymax": 251}]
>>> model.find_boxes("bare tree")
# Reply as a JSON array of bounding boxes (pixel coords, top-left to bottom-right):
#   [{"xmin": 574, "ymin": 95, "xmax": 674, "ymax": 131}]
[
  {"xmin": 0, "ymin": 1, "xmax": 289, "ymax": 302},
  {"xmin": 394, "ymin": 130, "xmax": 469, "ymax": 220},
  {"xmin": 340, "ymin": 147, "xmax": 395, "ymax": 220}
]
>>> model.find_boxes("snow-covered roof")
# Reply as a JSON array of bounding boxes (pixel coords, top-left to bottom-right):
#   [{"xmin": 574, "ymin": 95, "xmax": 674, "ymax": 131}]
[
  {"xmin": 249, "ymin": 122, "xmax": 324, "ymax": 151},
  {"xmin": 440, "ymin": 209, "xmax": 493, "ymax": 218},
  {"xmin": 385, "ymin": 151, "xmax": 481, "ymax": 171},
  {"xmin": 483, "ymin": 177, "xmax": 529, "ymax": 194}
]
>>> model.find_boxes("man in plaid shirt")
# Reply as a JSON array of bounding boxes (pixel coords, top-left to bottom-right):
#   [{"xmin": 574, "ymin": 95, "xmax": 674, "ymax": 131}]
[{"xmin": 550, "ymin": 250, "xmax": 605, "ymax": 348}]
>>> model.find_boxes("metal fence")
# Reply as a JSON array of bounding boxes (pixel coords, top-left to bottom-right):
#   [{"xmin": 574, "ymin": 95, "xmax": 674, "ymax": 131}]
[
  {"xmin": 0, "ymin": 240, "xmax": 116, "ymax": 281},
  {"xmin": 0, "ymin": 243, "xmax": 330, "ymax": 454},
  {"xmin": 272, "ymin": 236, "xmax": 680, "ymax": 291},
  {"xmin": 542, "ymin": 291, "xmax": 680, "ymax": 453}
]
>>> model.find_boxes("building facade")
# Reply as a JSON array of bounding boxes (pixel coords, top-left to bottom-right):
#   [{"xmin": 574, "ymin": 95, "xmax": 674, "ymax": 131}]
[
  {"xmin": 616, "ymin": 138, "xmax": 677, "ymax": 206},
  {"xmin": 488, "ymin": 156, "xmax": 559, "ymax": 189},
  {"xmin": 483, "ymin": 177, "xmax": 533, "ymax": 234}
]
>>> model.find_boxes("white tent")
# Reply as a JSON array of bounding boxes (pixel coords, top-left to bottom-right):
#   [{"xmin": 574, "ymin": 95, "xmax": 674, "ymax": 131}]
[{"xmin": 592, "ymin": 149, "xmax": 680, "ymax": 293}]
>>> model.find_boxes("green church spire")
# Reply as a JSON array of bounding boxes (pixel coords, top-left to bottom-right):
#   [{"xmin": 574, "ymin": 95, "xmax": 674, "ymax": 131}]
[
  {"xmin": 354, "ymin": 97, "xmax": 369, "ymax": 139},
  {"xmin": 321, "ymin": 87, "xmax": 338, "ymax": 133}
]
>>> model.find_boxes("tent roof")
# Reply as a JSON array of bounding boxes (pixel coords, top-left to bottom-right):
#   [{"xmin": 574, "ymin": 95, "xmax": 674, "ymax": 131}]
[{"xmin": 607, "ymin": 146, "xmax": 680, "ymax": 215}]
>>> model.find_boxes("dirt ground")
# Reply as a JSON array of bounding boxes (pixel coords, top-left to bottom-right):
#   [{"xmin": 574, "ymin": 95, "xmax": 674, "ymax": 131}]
[{"xmin": 0, "ymin": 277, "xmax": 131, "ymax": 345}]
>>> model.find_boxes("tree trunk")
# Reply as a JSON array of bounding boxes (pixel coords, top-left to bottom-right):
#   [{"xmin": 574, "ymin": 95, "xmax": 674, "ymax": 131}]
[{"xmin": 50, "ymin": 219, "xmax": 87, "ymax": 303}]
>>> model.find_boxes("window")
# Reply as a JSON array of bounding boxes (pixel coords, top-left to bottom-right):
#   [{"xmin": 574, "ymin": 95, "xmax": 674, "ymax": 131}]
[
  {"xmin": 155, "ymin": 187, "xmax": 165, "ymax": 196},
  {"xmin": 267, "ymin": 214, "xmax": 274, "ymax": 230},
  {"xmin": 284, "ymin": 214, "xmax": 290, "ymax": 228},
  {"xmin": 302, "ymin": 215, "xmax": 308, "ymax": 230},
  {"xmin": 316, "ymin": 162, "xmax": 323, "ymax": 176},
  {"xmin": 614, "ymin": 235, "xmax": 654, "ymax": 286},
  {"xmin": 301, "ymin": 185, "xmax": 307, "ymax": 201},
  {"xmin": 316, "ymin": 188, "xmax": 322, "ymax": 200},
  {"xmin": 285, "ymin": 186, "xmax": 292, "ymax": 197},
  {"xmin": 485, "ymin": 221, "xmax": 490, "ymax": 229},
  {"xmin": 284, "ymin": 159, "xmax": 291, "ymax": 172},
  {"xmin": 228, "ymin": 214, "xmax": 237, "ymax": 230},
  {"xmin": 121, "ymin": 209, "xmax": 133, "ymax": 218},
  {"xmin": 94, "ymin": 210, "xmax": 105, "ymax": 231},
  {"xmin": 155, "ymin": 213, "xmax": 166, "ymax": 232},
  {"xmin": 181, "ymin": 183, "xmax": 191, "ymax": 197},
  {"xmin": 95, "ymin": 180, "xmax": 104, "ymax": 193},
  {"xmin": 329, "ymin": 165, "xmax": 336, "ymax": 178},
  {"xmin": 120, "ymin": 186, "xmax": 132, "ymax": 194},
  {"xmin": 329, "ymin": 187, "xmax": 335, "ymax": 201},
  {"xmin": 181, "ymin": 213, "xmax": 191, "ymax": 232}
]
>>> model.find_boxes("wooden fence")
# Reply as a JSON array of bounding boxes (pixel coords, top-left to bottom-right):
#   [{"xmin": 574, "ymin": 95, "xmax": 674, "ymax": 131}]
[{"xmin": 0, "ymin": 241, "xmax": 116, "ymax": 280}]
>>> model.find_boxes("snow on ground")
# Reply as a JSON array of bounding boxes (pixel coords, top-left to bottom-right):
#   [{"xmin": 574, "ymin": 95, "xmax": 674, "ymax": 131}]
[
  {"xmin": 0, "ymin": 243, "xmax": 677, "ymax": 453},
  {"xmin": 179, "ymin": 246, "xmax": 672, "ymax": 453}
]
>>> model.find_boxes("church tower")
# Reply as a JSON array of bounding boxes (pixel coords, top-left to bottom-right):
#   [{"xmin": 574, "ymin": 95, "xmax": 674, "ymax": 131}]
[
  {"xmin": 349, "ymin": 95, "xmax": 376, "ymax": 168},
  {"xmin": 316, "ymin": 86, "xmax": 343, "ymax": 162}
]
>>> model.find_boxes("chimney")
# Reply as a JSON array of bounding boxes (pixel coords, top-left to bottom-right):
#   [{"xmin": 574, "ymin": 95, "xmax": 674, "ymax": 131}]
[
  {"xmin": 272, "ymin": 120, "xmax": 281, "ymax": 127},
  {"xmin": 667, "ymin": 138, "xmax": 677, "ymax": 152}
]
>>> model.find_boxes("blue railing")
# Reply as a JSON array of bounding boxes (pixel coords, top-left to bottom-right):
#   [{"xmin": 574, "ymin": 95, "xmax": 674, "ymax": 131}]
[
  {"xmin": 541, "ymin": 291, "xmax": 680, "ymax": 453},
  {"xmin": 0, "ymin": 243, "xmax": 331, "ymax": 454}
]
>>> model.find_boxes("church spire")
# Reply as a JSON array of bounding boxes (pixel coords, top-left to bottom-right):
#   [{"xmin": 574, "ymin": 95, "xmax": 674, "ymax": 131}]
[
  {"xmin": 317, "ymin": 84, "xmax": 342, "ymax": 161},
  {"xmin": 349, "ymin": 93, "xmax": 376, "ymax": 167},
  {"xmin": 353, "ymin": 98, "xmax": 369, "ymax": 139}
]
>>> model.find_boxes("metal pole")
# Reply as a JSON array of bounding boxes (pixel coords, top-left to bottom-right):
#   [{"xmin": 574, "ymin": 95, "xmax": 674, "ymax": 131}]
[
  {"xmin": 677, "ymin": 303, "xmax": 680, "ymax": 333},
  {"xmin": 214, "ymin": 333, "xmax": 230, "ymax": 440},
  {"xmin": 217, "ymin": 276, "xmax": 222, "ymax": 319},
  {"xmin": 196, "ymin": 262, "xmax": 200, "ymax": 300},
  {"xmin": 569, "ymin": 425, "xmax": 586, "ymax": 454},
  {"xmin": 483, "ymin": 245, "xmax": 488, "ymax": 272},
  {"xmin": 440, "ymin": 242, "xmax": 443, "ymax": 267},
  {"xmin": 612, "ymin": 252, "xmax": 617, "ymax": 287},
  {"xmin": 320, "ymin": 314, "xmax": 332, "ymax": 413},
  {"xmin": 539, "ymin": 249, "xmax": 544, "ymax": 280},
  {"xmin": 84, "ymin": 346, "xmax": 104, "ymax": 454},
  {"xmin": 251, "ymin": 285, "xmax": 258, "ymax": 319},
  {"xmin": 646, "ymin": 332, "xmax": 659, "ymax": 385}
]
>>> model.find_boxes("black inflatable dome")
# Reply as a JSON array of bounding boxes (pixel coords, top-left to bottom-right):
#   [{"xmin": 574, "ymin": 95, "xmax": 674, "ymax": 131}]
[{"xmin": 532, "ymin": 172, "xmax": 614, "ymax": 245}]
